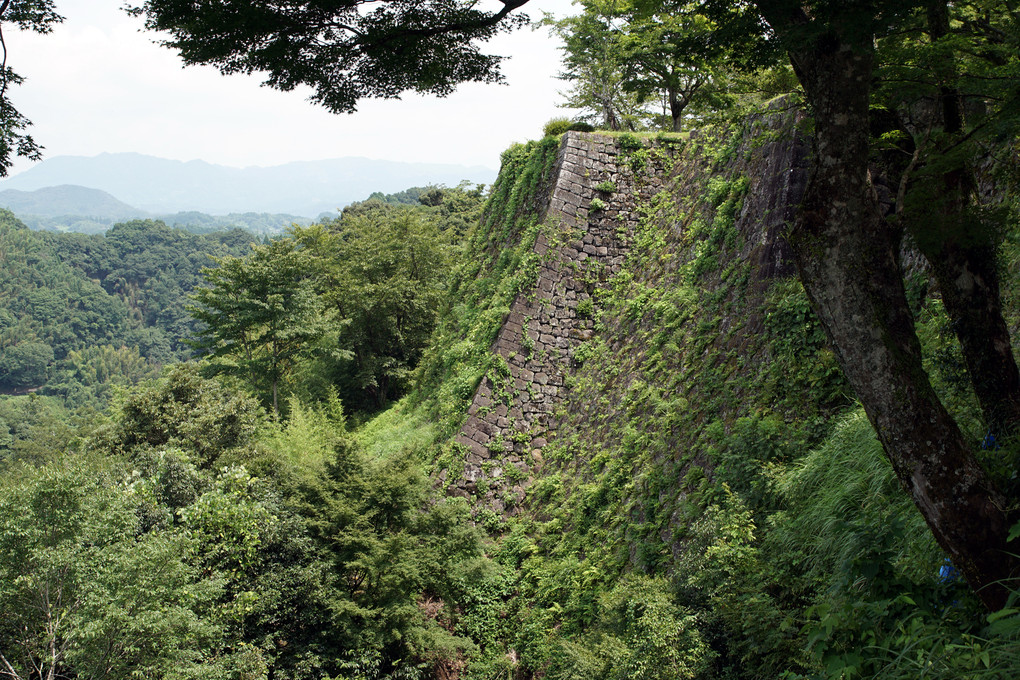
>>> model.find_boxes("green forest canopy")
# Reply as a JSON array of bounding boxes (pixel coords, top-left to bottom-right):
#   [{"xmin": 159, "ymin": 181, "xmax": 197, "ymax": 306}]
[
  {"xmin": 0, "ymin": 210, "xmax": 256, "ymax": 400},
  {"xmin": 1, "ymin": 1, "xmax": 1019, "ymax": 679}
]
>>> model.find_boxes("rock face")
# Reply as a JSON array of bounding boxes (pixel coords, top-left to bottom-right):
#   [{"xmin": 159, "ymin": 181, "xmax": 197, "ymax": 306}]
[
  {"xmin": 449, "ymin": 132, "xmax": 678, "ymax": 510},
  {"xmin": 446, "ymin": 115, "xmax": 812, "ymax": 513}
]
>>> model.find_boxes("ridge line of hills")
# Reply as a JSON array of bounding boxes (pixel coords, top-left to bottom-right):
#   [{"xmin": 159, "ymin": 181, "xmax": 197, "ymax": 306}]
[
  {"xmin": 0, "ymin": 151, "xmax": 497, "ymax": 222},
  {"xmin": 0, "ymin": 184, "xmax": 313, "ymax": 235}
]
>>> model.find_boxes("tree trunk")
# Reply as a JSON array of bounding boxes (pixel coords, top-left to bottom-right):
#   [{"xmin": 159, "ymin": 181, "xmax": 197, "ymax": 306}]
[
  {"xmin": 783, "ymin": 24, "xmax": 1016, "ymax": 611},
  {"xmin": 599, "ymin": 83, "xmax": 621, "ymax": 131},
  {"xmin": 668, "ymin": 88, "xmax": 683, "ymax": 132},
  {"xmin": 911, "ymin": 0, "xmax": 1020, "ymax": 439},
  {"xmin": 922, "ymin": 237, "xmax": 1020, "ymax": 439}
]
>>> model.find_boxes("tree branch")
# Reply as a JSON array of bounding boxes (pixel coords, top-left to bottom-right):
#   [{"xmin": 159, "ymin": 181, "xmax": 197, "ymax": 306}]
[
  {"xmin": 0, "ymin": 649, "xmax": 23, "ymax": 680},
  {"xmin": 0, "ymin": 0, "xmax": 10, "ymax": 102},
  {"xmin": 360, "ymin": 0, "xmax": 531, "ymax": 51}
]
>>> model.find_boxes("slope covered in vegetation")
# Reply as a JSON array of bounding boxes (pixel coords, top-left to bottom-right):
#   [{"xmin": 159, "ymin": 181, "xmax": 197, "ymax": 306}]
[
  {"xmin": 0, "ymin": 121, "xmax": 1018, "ymax": 680},
  {"xmin": 360, "ymin": 116, "xmax": 1020, "ymax": 678},
  {"xmin": 3, "ymin": 0, "xmax": 1019, "ymax": 676}
]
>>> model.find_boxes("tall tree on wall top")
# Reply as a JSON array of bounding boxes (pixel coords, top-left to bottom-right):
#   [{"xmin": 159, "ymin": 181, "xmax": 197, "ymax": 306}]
[
  {"xmin": 542, "ymin": 0, "xmax": 723, "ymax": 132},
  {"xmin": 128, "ymin": 0, "xmax": 1020, "ymax": 609}
]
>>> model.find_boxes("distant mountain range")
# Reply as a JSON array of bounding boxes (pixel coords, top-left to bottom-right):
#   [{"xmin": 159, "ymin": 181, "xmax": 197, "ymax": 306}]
[
  {"xmin": 0, "ymin": 185, "xmax": 311, "ymax": 235},
  {"xmin": 0, "ymin": 152, "xmax": 496, "ymax": 217}
]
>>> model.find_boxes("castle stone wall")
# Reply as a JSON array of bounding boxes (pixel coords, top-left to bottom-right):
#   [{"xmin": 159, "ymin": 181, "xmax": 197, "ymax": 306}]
[{"xmin": 444, "ymin": 132, "xmax": 676, "ymax": 511}]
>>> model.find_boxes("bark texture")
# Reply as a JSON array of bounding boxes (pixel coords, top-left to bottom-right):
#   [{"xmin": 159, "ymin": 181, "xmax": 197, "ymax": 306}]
[
  {"xmin": 923, "ymin": 237, "xmax": 1020, "ymax": 438},
  {"xmin": 781, "ymin": 24, "xmax": 1016, "ymax": 610}
]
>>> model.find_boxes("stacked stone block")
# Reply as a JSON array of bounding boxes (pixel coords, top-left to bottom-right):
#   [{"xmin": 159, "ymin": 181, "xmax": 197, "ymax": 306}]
[{"xmin": 447, "ymin": 132, "xmax": 674, "ymax": 511}]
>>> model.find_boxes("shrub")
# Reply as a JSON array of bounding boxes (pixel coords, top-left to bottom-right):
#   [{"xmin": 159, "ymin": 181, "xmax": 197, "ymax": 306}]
[
  {"xmin": 576, "ymin": 298, "xmax": 595, "ymax": 319},
  {"xmin": 617, "ymin": 133, "xmax": 643, "ymax": 152},
  {"xmin": 546, "ymin": 576, "xmax": 711, "ymax": 680},
  {"xmin": 544, "ymin": 119, "xmax": 595, "ymax": 137},
  {"xmin": 544, "ymin": 118, "xmax": 574, "ymax": 137}
]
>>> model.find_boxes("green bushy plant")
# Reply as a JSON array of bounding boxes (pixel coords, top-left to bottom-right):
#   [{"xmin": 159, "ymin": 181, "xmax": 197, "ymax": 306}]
[
  {"xmin": 546, "ymin": 576, "xmax": 711, "ymax": 680},
  {"xmin": 617, "ymin": 132, "xmax": 643, "ymax": 152},
  {"xmin": 544, "ymin": 118, "xmax": 596, "ymax": 137},
  {"xmin": 0, "ymin": 455, "xmax": 226, "ymax": 680},
  {"xmin": 544, "ymin": 118, "xmax": 574, "ymax": 137}
]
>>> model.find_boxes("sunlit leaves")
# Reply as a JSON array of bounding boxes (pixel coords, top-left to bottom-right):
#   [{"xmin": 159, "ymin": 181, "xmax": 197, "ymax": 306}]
[{"xmin": 191, "ymin": 239, "xmax": 329, "ymax": 413}]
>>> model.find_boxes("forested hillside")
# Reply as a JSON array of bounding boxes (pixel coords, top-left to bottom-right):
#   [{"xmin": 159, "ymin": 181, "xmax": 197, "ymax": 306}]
[
  {"xmin": 2, "ymin": 1, "xmax": 1019, "ymax": 680},
  {"xmin": 0, "ymin": 184, "xmax": 144, "ymax": 221},
  {"xmin": 0, "ymin": 183, "xmax": 499, "ymax": 678},
  {"xmin": 0, "ymin": 184, "xmax": 484, "ymax": 461},
  {"xmin": 0, "ymin": 210, "xmax": 257, "ymax": 404}
]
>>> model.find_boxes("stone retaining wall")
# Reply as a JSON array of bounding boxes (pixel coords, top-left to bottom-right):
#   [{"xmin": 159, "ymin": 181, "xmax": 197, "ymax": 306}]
[{"xmin": 445, "ymin": 132, "xmax": 677, "ymax": 511}]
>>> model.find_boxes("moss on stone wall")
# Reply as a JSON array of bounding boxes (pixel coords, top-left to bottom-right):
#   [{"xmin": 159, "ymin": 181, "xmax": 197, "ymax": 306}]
[{"xmin": 353, "ymin": 111, "xmax": 1016, "ymax": 678}]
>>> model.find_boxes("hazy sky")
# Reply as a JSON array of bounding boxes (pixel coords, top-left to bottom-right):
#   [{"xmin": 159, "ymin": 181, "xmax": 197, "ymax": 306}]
[{"xmin": 4, "ymin": 0, "xmax": 578, "ymax": 177}]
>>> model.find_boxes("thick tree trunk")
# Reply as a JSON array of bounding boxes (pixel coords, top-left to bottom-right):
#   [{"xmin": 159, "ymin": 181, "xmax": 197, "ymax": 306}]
[
  {"xmin": 923, "ymin": 238, "xmax": 1020, "ymax": 438},
  {"xmin": 669, "ymin": 89, "xmax": 683, "ymax": 132},
  {"xmin": 784, "ymin": 29, "xmax": 1016, "ymax": 611},
  {"xmin": 912, "ymin": 0, "xmax": 1020, "ymax": 438}
]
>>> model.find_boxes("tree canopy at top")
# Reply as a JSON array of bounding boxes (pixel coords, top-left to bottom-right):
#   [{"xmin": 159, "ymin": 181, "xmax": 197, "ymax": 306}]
[{"xmin": 128, "ymin": 0, "xmax": 533, "ymax": 114}]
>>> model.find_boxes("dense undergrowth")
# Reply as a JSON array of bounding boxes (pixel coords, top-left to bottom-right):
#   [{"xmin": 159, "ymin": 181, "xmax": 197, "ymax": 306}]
[
  {"xmin": 2, "ymin": 122, "xmax": 1019, "ymax": 679},
  {"xmin": 358, "ymin": 120, "xmax": 1020, "ymax": 678}
]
